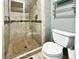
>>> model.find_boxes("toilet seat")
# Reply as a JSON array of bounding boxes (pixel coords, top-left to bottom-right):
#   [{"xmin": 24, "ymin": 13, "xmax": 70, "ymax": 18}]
[{"xmin": 42, "ymin": 42, "xmax": 63, "ymax": 57}]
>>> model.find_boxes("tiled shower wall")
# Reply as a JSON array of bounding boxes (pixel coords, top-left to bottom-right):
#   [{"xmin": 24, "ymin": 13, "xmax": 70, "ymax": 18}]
[
  {"xmin": 29, "ymin": 0, "xmax": 41, "ymax": 20},
  {"xmin": 29, "ymin": 0, "xmax": 41, "ymax": 45},
  {"xmin": 10, "ymin": 22, "xmax": 30, "ymax": 41},
  {"xmin": 10, "ymin": 12, "xmax": 29, "ymax": 20}
]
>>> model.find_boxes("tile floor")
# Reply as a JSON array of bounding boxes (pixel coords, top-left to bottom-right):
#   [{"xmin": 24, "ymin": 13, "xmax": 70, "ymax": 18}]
[{"xmin": 26, "ymin": 52, "xmax": 44, "ymax": 59}]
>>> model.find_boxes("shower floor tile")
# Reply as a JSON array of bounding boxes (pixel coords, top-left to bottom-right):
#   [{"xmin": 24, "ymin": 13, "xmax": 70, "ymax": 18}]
[
  {"xmin": 13, "ymin": 39, "xmax": 29, "ymax": 57},
  {"xmin": 6, "ymin": 38, "xmax": 40, "ymax": 59},
  {"xmin": 24, "ymin": 38, "xmax": 40, "ymax": 51}
]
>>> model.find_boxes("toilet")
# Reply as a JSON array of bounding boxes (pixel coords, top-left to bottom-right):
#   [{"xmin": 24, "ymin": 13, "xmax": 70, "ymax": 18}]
[{"xmin": 42, "ymin": 29, "xmax": 75, "ymax": 59}]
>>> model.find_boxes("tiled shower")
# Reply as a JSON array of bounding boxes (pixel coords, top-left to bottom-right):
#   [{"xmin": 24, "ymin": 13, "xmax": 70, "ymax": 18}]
[{"xmin": 4, "ymin": 0, "xmax": 42, "ymax": 59}]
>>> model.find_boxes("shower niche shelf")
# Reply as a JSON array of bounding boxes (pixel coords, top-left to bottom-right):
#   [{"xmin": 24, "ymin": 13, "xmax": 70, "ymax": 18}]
[{"xmin": 11, "ymin": 1, "xmax": 23, "ymax": 12}]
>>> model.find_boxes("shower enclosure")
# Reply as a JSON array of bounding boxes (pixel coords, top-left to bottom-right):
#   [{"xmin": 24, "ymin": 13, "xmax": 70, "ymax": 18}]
[{"xmin": 4, "ymin": 0, "xmax": 42, "ymax": 59}]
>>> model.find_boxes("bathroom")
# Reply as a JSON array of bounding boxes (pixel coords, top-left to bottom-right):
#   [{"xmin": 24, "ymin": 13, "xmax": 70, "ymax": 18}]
[{"xmin": 4, "ymin": 0, "xmax": 75, "ymax": 59}]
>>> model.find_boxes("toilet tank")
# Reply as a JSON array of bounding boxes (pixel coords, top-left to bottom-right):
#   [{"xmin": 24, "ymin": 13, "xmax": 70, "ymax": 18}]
[{"xmin": 52, "ymin": 29, "xmax": 75, "ymax": 48}]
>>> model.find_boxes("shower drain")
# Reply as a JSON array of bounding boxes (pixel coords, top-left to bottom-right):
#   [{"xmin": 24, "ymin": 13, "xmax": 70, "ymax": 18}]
[{"xmin": 24, "ymin": 46, "xmax": 27, "ymax": 48}]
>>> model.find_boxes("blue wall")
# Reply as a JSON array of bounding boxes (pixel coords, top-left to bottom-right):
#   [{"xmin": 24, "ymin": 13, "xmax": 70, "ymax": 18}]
[
  {"xmin": 45, "ymin": 0, "xmax": 75, "ymax": 42},
  {"xmin": 45, "ymin": 0, "xmax": 52, "ymax": 42}
]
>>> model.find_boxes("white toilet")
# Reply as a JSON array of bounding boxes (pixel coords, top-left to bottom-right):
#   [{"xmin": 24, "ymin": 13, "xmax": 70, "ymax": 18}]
[{"xmin": 42, "ymin": 29, "xmax": 75, "ymax": 59}]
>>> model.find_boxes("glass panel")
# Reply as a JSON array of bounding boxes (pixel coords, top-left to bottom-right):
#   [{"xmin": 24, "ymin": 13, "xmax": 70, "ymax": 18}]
[{"xmin": 4, "ymin": 0, "xmax": 42, "ymax": 59}]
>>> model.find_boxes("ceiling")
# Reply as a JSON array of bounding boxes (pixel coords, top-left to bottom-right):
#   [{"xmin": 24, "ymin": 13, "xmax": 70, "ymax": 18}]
[{"xmin": 12, "ymin": 0, "xmax": 37, "ymax": 13}]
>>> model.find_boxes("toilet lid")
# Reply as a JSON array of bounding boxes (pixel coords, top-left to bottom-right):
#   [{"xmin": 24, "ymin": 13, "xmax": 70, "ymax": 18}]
[{"xmin": 42, "ymin": 42, "xmax": 63, "ymax": 57}]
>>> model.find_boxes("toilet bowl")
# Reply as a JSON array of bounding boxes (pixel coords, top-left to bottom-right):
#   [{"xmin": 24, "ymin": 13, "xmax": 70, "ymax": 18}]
[
  {"xmin": 42, "ymin": 42, "xmax": 63, "ymax": 59},
  {"xmin": 42, "ymin": 29, "xmax": 75, "ymax": 59}
]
